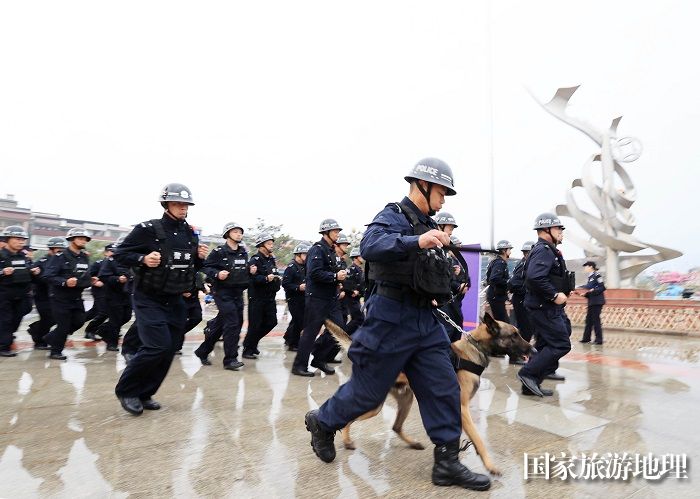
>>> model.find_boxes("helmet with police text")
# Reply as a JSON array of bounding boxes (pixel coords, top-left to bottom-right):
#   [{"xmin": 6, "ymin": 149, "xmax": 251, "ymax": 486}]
[
  {"xmin": 404, "ymin": 158, "xmax": 457, "ymax": 196},
  {"xmin": 47, "ymin": 237, "xmax": 68, "ymax": 249},
  {"xmin": 533, "ymin": 212, "xmax": 565, "ymax": 230},
  {"xmin": 450, "ymin": 235, "xmax": 462, "ymax": 246},
  {"xmin": 66, "ymin": 228, "xmax": 92, "ymax": 241},
  {"xmin": 159, "ymin": 183, "xmax": 195, "ymax": 207},
  {"xmin": 521, "ymin": 241, "xmax": 535, "ymax": 252},
  {"xmin": 496, "ymin": 240, "xmax": 513, "ymax": 250},
  {"xmin": 336, "ymin": 233, "xmax": 350, "ymax": 245},
  {"xmin": 293, "ymin": 241, "xmax": 312, "ymax": 254},
  {"xmin": 318, "ymin": 218, "xmax": 342, "ymax": 234},
  {"xmin": 434, "ymin": 212, "xmax": 458, "ymax": 228},
  {"xmin": 222, "ymin": 222, "xmax": 244, "ymax": 239},
  {"xmin": 255, "ymin": 232, "xmax": 274, "ymax": 247},
  {"xmin": 349, "ymin": 247, "xmax": 361, "ymax": 258},
  {"xmin": 1, "ymin": 225, "xmax": 29, "ymax": 239}
]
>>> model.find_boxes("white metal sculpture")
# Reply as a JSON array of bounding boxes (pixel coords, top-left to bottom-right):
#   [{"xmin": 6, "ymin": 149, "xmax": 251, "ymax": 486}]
[{"xmin": 533, "ymin": 86, "xmax": 681, "ymax": 288}]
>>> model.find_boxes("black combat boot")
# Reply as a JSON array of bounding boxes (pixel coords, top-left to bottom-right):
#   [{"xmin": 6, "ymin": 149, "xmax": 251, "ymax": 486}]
[
  {"xmin": 304, "ymin": 410, "xmax": 336, "ymax": 463},
  {"xmin": 432, "ymin": 440, "xmax": 491, "ymax": 491}
]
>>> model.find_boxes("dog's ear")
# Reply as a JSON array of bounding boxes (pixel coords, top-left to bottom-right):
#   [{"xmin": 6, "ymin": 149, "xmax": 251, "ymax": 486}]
[{"xmin": 482, "ymin": 312, "xmax": 501, "ymax": 336}]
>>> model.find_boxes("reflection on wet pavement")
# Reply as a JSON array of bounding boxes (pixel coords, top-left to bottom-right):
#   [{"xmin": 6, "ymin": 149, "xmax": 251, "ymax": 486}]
[{"xmin": 1, "ymin": 327, "xmax": 698, "ymax": 497}]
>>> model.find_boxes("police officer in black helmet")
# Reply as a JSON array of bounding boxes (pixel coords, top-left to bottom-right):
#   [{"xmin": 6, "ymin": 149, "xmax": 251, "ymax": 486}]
[
  {"xmin": 113, "ymin": 183, "xmax": 208, "ymax": 415},
  {"xmin": 0, "ymin": 226, "xmax": 38, "ymax": 357},
  {"xmin": 84, "ymin": 244, "xmax": 113, "ymax": 339},
  {"xmin": 195, "ymin": 222, "xmax": 249, "ymax": 370},
  {"xmin": 291, "ymin": 218, "xmax": 348, "ymax": 376},
  {"xmin": 97, "ymin": 236, "xmax": 133, "ymax": 352},
  {"xmin": 517, "ymin": 213, "xmax": 572, "ymax": 397},
  {"xmin": 304, "ymin": 158, "xmax": 490, "ymax": 492},
  {"xmin": 508, "ymin": 241, "xmax": 534, "ymax": 344},
  {"xmin": 27, "ymin": 236, "xmax": 67, "ymax": 350},
  {"xmin": 42, "ymin": 228, "xmax": 92, "ymax": 359},
  {"xmin": 282, "ymin": 241, "xmax": 311, "ymax": 351}
]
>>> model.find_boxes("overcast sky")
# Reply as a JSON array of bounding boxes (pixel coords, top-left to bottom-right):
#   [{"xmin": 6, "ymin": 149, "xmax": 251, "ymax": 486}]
[{"xmin": 1, "ymin": 1, "xmax": 697, "ymax": 271}]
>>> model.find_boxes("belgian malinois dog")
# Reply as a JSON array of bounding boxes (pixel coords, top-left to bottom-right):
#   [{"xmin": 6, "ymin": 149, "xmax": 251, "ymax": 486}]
[{"xmin": 324, "ymin": 312, "xmax": 534, "ymax": 475}]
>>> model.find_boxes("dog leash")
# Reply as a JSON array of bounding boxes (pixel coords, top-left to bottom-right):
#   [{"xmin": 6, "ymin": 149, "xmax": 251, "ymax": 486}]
[{"xmin": 433, "ymin": 308, "xmax": 490, "ymax": 360}]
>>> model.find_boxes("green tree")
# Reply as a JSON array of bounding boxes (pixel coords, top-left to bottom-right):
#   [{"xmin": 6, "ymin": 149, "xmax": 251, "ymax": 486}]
[{"xmin": 244, "ymin": 218, "xmax": 296, "ymax": 268}]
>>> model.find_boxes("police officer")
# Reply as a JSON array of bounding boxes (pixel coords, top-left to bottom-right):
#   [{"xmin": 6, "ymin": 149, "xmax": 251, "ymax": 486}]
[
  {"xmin": 195, "ymin": 222, "xmax": 249, "ymax": 370},
  {"xmin": 578, "ymin": 261, "xmax": 606, "ymax": 344},
  {"xmin": 344, "ymin": 247, "xmax": 365, "ymax": 335},
  {"xmin": 242, "ymin": 232, "xmax": 280, "ymax": 359},
  {"xmin": 282, "ymin": 242, "xmax": 310, "ymax": 352},
  {"xmin": 335, "ymin": 233, "xmax": 351, "ymax": 323},
  {"xmin": 84, "ymin": 245, "xmax": 112, "ymax": 339},
  {"xmin": 304, "ymin": 158, "xmax": 490, "ymax": 491},
  {"xmin": 517, "ymin": 213, "xmax": 572, "ymax": 397},
  {"xmin": 27, "ymin": 236, "xmax": 67, "ymax": 349},
  {"xmin": 291, "ymin": 219, "xmax": 348, "ymax": 377},
  {"xmin": 113, "ymin": 183, "xmax": 207, "ymax": 415},
  {"xmin": 97, "ymin": 237, "xmax": 133, "ymax": 352},
  {"xmin": 439, "ymin": 235, "xmax": 470, "ymax": 343},
  {"xmin": 508, "ymin": 241, "xmax": 534, "ymax": 345},
  {"xmin": 43, "ymin": 228, "xmax": 93, "ymax": 360},
  {"xmin": 0, "ymin": 226, "xmax": 37, "ymax": 357},
  {"xmin": 486, "ymin": 240, "xmax": 512, "ymax": 323},
  {"xmin": 434, "ymin": 212, "xmax": 458, "ymax": 237}
]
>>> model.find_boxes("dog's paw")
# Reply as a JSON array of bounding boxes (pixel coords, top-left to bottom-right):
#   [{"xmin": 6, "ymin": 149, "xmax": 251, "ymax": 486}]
[
  {"xmin": 409, "ymin": 442, "xmax": 425, "ymax": 450},
  {"xmin": 343, "ymin": 441, "xmax": 356, "ymax": 450},
  {"xmin": 486, "ymin": 464, "xmax": 502, "ymax": 476}
]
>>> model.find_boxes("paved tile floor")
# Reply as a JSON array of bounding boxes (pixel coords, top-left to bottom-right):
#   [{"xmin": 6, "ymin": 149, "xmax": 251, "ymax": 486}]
[{"xmin": 1, "ymin": 318, "xmax": 698, "ymax": 498}]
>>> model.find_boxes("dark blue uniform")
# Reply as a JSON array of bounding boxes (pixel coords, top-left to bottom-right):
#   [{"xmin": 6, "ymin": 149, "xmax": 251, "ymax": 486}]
[
  {"xmin": 242, "ymin": 251, "xmax": 280, "ymax": 356},
  {"xmin": 43, "ymin": 248, "xmax": 91, "ymax": 355},
  {"xmin": 316, "ymin": 197, "xmax": 461, "ymax": 445},
  {"xmin": 27, "ymin": 252, "xmax": 58, "ymax": 347},
  {"xmin": 519, "ymin": 238, "xmax": 572, "ymax": 384},
  {"xmin": 486, "ymin": 257, "xmax": 509, "ymax": 322},
  {"xmin": 292, "ymin": 238, "xmax": 346, "ymax": 371},
  {"xmin": 85, "ymin": 259, "xmax": 108, "ymax": 335},
  {"xmin": 580, "ymin": 271, "xmax": 606, "ymax": 343},
  {"xmin": 508, "ymin": 257, "xmax": 532, "ymax": 342},
  {"xmin": 282, "ymin": 258, "xmax": 306, "ymax": 350},
  {"xmin": 0, "ymin": 248, "xmax": 34, "ymax": 354},
  {"xmin": 195, "ymin": 244, "xmax": 249, "ymax": 364},
  {"xmin": 98, "ymin": 257, "xmax": 133, "ymax": 349},
  {"xmin": 113, "ymin": 214, "xmax": 203, "ymax": 401},
  {"xmin": 179, "ymin": 272, "xmax": 206, "ymax": 350},
  {"xmin": 343, "ymin": 261, "xmax": 365, "ymax": 335}
]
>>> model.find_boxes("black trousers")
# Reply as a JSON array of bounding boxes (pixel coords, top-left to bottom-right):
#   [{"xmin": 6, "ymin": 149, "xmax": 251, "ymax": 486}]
[
  {"xmin": 0, "ymin": 293, "xmax": 32, "ymax": 351},
  {"xmin": 85, "ymin": 288, "xmax": 108, "ymax": 333},
  {"xmin": 46, "ymin": 299, "xmax": 86, "ymax": 355},
  {"xmin": 27, "ymin": 298, "xmax": 54, "ymax": 345},
  {"xmin": 521, "ymin": 306, "xmax": 571, "ymax": 384},
  {"xmin": 242, "ymin": 297, "xmax": 277, "ymax": 353},
  {"xmin": 174, "ymin": 296, "xmax": 202, "ymax": 352},
  {"xmin": 292, "ymin": 296, "xmax": 345, "ymax": 371},
  {"xmin": 511, "ymin": 293, "xmax": 532, "ymax": 342},
  {"xmin": 582, "ymin": 304, "xmax": 604, "ymax": 343},
  {"xmin": 99, "ymin": 297, "xmax": 132, "ymax": 348},
  {"xmin": 285, "ymin": 297, "xmax": 305, "ymax": 348},
  {"xmin": 121, "ymin": 322, "xmax": 141, "ymax": 356},
  {"xmin": 487, "ymin": 296, "xmax": 509, "ymax": 323},
  {"xmin": 195, "ymin": 291, "xmax": 242, "ymax": 364},
  {"xmin": 115, "ymin": 290, "xmax": 185, "ymax": 399},
  {"xmin": 344, "ymin": 296, "xmax": 364, "ymax": 335}
]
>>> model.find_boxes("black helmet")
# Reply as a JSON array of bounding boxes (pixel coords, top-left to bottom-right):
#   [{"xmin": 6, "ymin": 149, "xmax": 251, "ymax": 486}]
[
  {"xmin": 159, "ymin": 183, "xmax": 195, "ymax": 206},
  {"xmin": 66, "ymin": 228, "xmax": 92, "ymax": 241},
  {"xmin": 404, "ymin": 158, "xmax": 457, "ymax": 196},
  {"xmin": 434, "ymin": 212, "xmax": 458, "ymax": 227},
  {"xmin": 318, "ymin": 218, "xmax": 342, "ymax": 234},
  {"xmin": 293, "ymin": 241, "xmax": 312, "ymax": 254},
  {"xmin": 222, "ymin": 222, "xmax": 244, "ymax": 239},
  {"xmin": 496, "ymin": 240, "xmax": 513, "ymax": 250},
  {"xmin": 47, "ymin": 237, "xmax": 68, "ymax": 249},
  {"xmin": 255, "ymin": 232, "xmax": 274, "ymax": 247},
  {"xmin": 533, "ymin": 212, "xmax": 565, "ymax": 230},
  {"xmin": 1, "ymin": 225, "xmax": 29, "ymax": 239},
  {"xmin": 521, "ymin": 241, "xmax": 535, "ymax": 252}
]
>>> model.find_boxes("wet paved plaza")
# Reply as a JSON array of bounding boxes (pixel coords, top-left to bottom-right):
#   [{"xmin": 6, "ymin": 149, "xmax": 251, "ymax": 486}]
[{"xmin": 1, "ymin": 320, "xmax": 698, "ymax": 498}]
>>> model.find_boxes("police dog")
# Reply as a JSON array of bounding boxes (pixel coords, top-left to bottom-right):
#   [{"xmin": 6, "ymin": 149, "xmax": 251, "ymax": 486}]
[{"xmin": 324, "ymin": 312, "xmax": 534, "ymax": 476}]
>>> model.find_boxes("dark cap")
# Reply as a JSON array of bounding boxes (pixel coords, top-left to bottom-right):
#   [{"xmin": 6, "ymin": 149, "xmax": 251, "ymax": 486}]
[{"xmin": 582, "ymin": 261, "xmax": 598, "ymax": 269}]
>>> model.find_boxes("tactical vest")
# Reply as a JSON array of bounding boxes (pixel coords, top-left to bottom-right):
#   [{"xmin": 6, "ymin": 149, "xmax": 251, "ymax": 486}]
[
  {"xmin": 218, "ymin": 247, "xmax": 249, "ymax": 287},
  {"xmin": 525, "ymin": 241, "xmax": 575, "ymax": 296},
  {"xmin": 137, "ymin": 219, "xmax": 197, "ymax": 295},
  {"xmin": 0, "ymin": 250, "xmax": 31, "ymax": 285},
  {"xmin": 61, "ymin": 250, "xmax": 92, "ymax": 288},
  {"xmin": 367, "ymin": 201, "xmax": 452, "ymax": 302}
]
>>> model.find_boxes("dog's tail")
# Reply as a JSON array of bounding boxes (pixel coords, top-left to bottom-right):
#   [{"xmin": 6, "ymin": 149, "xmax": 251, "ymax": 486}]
[{"xmin": 324, "ymin": 319, "xmax": 352, "ymax": 352}]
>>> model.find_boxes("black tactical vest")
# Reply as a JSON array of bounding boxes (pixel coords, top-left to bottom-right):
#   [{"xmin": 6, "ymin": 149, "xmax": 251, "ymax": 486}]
[
  {"xmin": 0, "ymin": 249, "xmax": 32, "ymax": 285},
  {"xmin": 137, "ymin": 219, "xmax": 198, "ymax": 295},
  {"xmin": 525, "ymin": 241, "xmax": 575, "ymax": 296},
  {"xmin": 61, "ymin": 250, "xmax": 92, "ymax": 288},
  {"xmin": 219, "ymin": 247, "xmax": 249, "ymax": 288}
]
